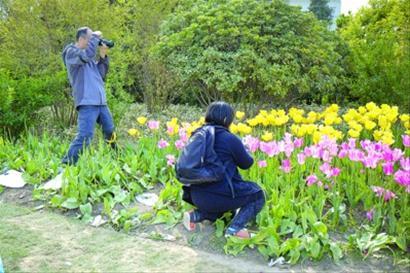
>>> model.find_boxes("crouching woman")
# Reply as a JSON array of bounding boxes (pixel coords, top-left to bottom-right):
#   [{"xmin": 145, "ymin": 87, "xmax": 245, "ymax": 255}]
[{"xmin": 182, "ymin": 101, "xmax": 265, "ymax": 238}]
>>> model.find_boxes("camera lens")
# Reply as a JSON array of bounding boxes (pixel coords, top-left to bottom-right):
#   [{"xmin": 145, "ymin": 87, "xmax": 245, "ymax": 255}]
[{"xmin": 99, "ymin": 39, "xmax": 114, "ymax": 48}]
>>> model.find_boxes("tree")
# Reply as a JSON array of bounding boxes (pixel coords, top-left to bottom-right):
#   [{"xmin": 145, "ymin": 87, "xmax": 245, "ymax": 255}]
[
  {"xmin": 338, "ymin": 0, "xmax": 410, "ymax": 111},
  {"xmin": 309, "ymin": 0, "xmax": 333, "ymax": 23},
  {"xmin": 153, "ymin": 0, "xmax": 349, "ymax": 106}
]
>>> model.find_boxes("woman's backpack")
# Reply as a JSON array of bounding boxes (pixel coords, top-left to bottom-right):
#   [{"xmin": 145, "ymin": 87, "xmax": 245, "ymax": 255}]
[{"xmin": 175, "ymin": 125, "xmax": 225, "ymax": 185}]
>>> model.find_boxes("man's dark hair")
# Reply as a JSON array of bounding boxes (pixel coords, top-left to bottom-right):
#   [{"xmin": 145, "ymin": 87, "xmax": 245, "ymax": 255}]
[
  {"xmin": 76, "ymin": 27, "xmax": 90, "ymax": 41},
  {"xmin": 205, "ymin": 101, "xmax": 234, "ymax": 128}
]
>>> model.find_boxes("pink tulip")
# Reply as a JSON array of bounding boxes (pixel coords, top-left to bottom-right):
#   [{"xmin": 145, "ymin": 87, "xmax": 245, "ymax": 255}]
[
  {"xmin": 260, "ymin": 141, "xmax": 279, "ymax": 157},
  {"xmin": 331, "ymin": 167, "xmax": 341, "ymax": 177},
  {"xmin": 382, "ymin": 162, "xmax": 394, "ymax": 175},
  {"xmin": 371, "ymin": 186, "xmax": 397, "ymax": 202},
  {"xmin": 394, "ymin": 170, "xmax": 410, "ymax": 187},
  {"xmin": 243, "ymin": 136, "xmax": 260, "ymax": 153},
  {"xmin": 400, "ymin": 157, "xmax": 410, "ymax": 172},
  {"xmin": 175, "ymin": 139, "xmax": 186, "ymax": 150},
  {"xmin": 340, "ymin": 142, "xmax": 349, "ymax": 150},
  {"xmin": 360, "ymin": 140, "xmax": 371, "ymax": 151},
  {"xmin": 392, "ymin": 148, "xmax": 404, "ymax": 162},
  {"xmin": 322, "ymin": 150, "xmax": 331, "ymax": 162},
  {"xmin": 348, "ymin": 149, "xmax": 364, "ymax": 162},
  {"xmin": 366, "ymin": 209, "xmax": 374, "ymax": 221},
  {"xmin": 284, "ymin": 143, "xmax": 294, "ymax": 158},
  {"xmin": 328, "ymin": 143, "xmax": 339, "ymax": 157},
  {"xmin": 280, "ymin": 159, "xmax": 291, "ymax": 173},
  {"xmin": 383, "ymin": 190, "xmax": 397, "ymax": 202},
  {"xmin": 166, "ymin": 154, "xmax": 176, "ymax": 166},
  {"xmin": 374, "ymin": 142, "xmax": 383, "ymax": 152},
  {"xmin": 158, "ymin": 139, "xmax": 169, "ymax": 149},
  {"xmin": 179, "ymin": 129, "xmax": 189, "ymax": 142},
  {"xmin": 338, "ymin": 149, "xmax": 348, "ymax": 159},
  {"xmin": 284, "ymin": 133, "xmax": 293, "ymax": 144},
  {"xmin": 258, "ymin": 160, "xmax": 267, "ymax": 168},
  {"xmin": 297, "ymin": 153, "xmax": 306, "ymax": 165},
  {"xmin": 278, "ymin": 141, "xmax": 286, "ymax": 153},
  {"xmin": 167, "ymin": 125, "xmax": 176, "ymax": 135},
  {"xmin": 319, "ymin": 162, "xmax": 331, "ymax": 177},
  {"xmin": 371, "ymin": 186, "xmax": 385, "ymax": 197},
  {"xmin": 304, "ymin": 147, "xmax": 312, "ymax": 157},
  {"xmin": 382, "ymin": 149, "xmax": 394, "ymax": 162},
  {"xmin": 294, "ymin": 138, "xmax": 304, "ymax": 148},
  {"xmin": 306, "ymin": 174, "xmax": 318, "ymax": 186},
  {"xmin": 311, "ymin": 145, "xmax": 321, "ymax": 159},
  {"xmin": 363, "ymin": 155, "xmax": 379, "ymax": 169},
  {"xmin": 148, "ymin": 120, "xmax": 160, "ymax": 130},
  {"xmin": 348, "ymin": 138, "xmax": 357, "ymax": 149},
  {"xmin": 402, "ymin": 135, "xmax": 410, "ymax": 148}
]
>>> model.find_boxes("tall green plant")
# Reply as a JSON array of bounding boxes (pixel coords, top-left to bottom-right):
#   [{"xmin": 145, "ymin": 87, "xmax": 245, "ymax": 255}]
[
  {"xmin": 153, "ymin": 0, "xmax": 349, "ymax": 106},
  {"xmin": 338, "ymin": 0, "xmax": 410, "ymax": 111}
]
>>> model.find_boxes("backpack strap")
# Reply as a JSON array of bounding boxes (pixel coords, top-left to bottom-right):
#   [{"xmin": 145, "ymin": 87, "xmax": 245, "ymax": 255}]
[{"xmin": 207, "ymin": 125, "xmax": 236, "ymax": 199}]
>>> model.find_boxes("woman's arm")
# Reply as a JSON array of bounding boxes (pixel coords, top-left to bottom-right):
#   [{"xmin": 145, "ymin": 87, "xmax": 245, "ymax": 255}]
[{"xmin": 228, "ymin": 134, "xmax": 254, "ymax": 169}]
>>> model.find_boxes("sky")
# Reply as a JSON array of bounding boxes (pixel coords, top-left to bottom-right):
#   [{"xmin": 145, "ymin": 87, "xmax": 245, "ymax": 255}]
[{"xmin": 341, "ymin": 0, "xmax": 369, "ymax": 14}]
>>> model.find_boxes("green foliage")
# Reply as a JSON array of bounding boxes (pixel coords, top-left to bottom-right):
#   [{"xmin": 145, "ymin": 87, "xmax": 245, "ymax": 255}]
[
  {"xmin": 153, "ymin": 0, "xmax": 349, "ymax": 106},
  {"xmin": 0, "ymin": 69, "xmax": 67, "ymax": 135},
  {"xmin": 112, "ymin": 0, "xmax": 179, "ymax": 109},
  {"xmin": 338, "ymin": 0, "xmax": 410, "ymax": 111},
  {"xmin": 309, "ymin": 0, "xmax": 333, "ymax": 23}
]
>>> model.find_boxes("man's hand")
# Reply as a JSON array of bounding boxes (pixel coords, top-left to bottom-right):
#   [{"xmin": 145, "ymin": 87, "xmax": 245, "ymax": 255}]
[
  {"xmin": 99, "ymin": 44, "xmax": 109, "ymax": 59},
  {"xmin": 93, "ymin": 30, "xmax": 102, "ymax": 38}
]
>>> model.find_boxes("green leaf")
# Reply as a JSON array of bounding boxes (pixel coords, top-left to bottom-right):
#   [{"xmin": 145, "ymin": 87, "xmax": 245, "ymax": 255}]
[
  {"xmin": 394, "ymin": 236, "xmax": 407, "ymax": 252},
  {"xmin": 215, "ymin": 219, "xmax": 225, "ymax": 238},
  {"xmin": 79, "ymin": 202, "xmax": 93, "ymax": 222},
  {"xmin": 61, "ymin": 197, "xmax": 79, "ymax": 209},
  {"xmin": 330, "ymin": 242, "xmax": 343, "ymax": 262},
  {"xmin": 310, "ymin": 240, "xmax": 321, "ymax": 259},
  {"xmin": 313, "ymin": 222, "xmax": 328, "ymax": 238}
]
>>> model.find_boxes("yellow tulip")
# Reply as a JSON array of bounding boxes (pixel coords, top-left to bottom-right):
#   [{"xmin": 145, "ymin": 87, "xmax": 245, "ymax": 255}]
[
  {"xmin": 261, "ymin": 131, "xmax": 273, "ymax": 142},
  {"xmin": 358, "ymin": 106, "xmax": 367, "ymax": 114},
  {"xmin": 236, "ymin": 111, "xmax": 245, "ymax": 120},
  {"xmin": 348, "ymin": 129, "xmax": 360, "ymax": 138},
  {"xmin": 247, "ymin": 118, "xmax": 259, "ymax": 127},
  {"xmin": 399, "ymin": 114, "xmax": 409, "ymax": 122},
  {"xmin": 237, "ymin": 123, "xmax": 252, "ymax": 134},
  {"xmin": 128, "ymin": 128, "xmax": 139, "ymax": 137},
  {"xmin": 137, "ymin": 116, "xmax": 147, "ymax": 125},
  {"xmin": 230, "ymin": 123, "xmax": 238, "ymax": 134},
  {"xmin": 364, "ymin": 120, "xmax": 376, "ymax": 131},
  {"xmin": 366, "ymin": 102, "xmax": 377, "ymax": 111},
  {"xmin": 373, "ymin": 130, "xmax": 383, "ymax": 141},
  {"xmin": 381, "ymin": 134, "xmax": 394, "ymax": 145}
]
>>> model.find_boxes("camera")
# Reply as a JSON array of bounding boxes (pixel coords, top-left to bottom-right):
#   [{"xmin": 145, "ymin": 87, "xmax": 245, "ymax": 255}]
[{"xmin": 98, "ymin": 38, "xmax": 114, "ymax": 48}]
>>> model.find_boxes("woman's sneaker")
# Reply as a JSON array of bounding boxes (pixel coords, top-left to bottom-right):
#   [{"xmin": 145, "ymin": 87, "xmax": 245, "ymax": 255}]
[
  {"xmin": 183, "ymin": 211, "xmax": 197, "ymax": 231},
  {"xmin": 225, "ymin": 228, "xmax": 254, "ymax": 239}
]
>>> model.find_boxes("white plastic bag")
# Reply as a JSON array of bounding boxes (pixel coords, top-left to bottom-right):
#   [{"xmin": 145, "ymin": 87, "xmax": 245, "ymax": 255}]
[{"xmin": 0, "ymin": 170, "xmax": 26, "ymax": 188}]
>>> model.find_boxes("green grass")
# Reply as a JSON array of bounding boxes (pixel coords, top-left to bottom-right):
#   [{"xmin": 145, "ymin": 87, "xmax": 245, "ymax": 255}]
[{"xmin": 0, "ymin": 202, "xmax": 266, "ymax": 272}]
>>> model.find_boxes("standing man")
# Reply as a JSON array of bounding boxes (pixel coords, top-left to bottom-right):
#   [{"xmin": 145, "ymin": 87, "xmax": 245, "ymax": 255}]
[{"xmin": 61, "ymin": 26, "xmax": 116, "ymax": 165}]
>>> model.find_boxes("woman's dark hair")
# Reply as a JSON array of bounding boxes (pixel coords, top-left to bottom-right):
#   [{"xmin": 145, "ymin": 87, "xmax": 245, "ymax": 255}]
[{"xmin": 205, "ymin": 101, "xmax": 234, "ymax": 128}]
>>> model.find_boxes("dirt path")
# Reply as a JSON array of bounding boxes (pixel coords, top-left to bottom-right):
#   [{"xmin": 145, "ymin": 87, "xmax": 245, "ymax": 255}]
[
  {"xmin": 1, "ymin": 187, "xmax": 408, "ymax": 272},
  {"xmin": 1, "ymin": 202, "xmax": 280, "ymax": 272}
]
